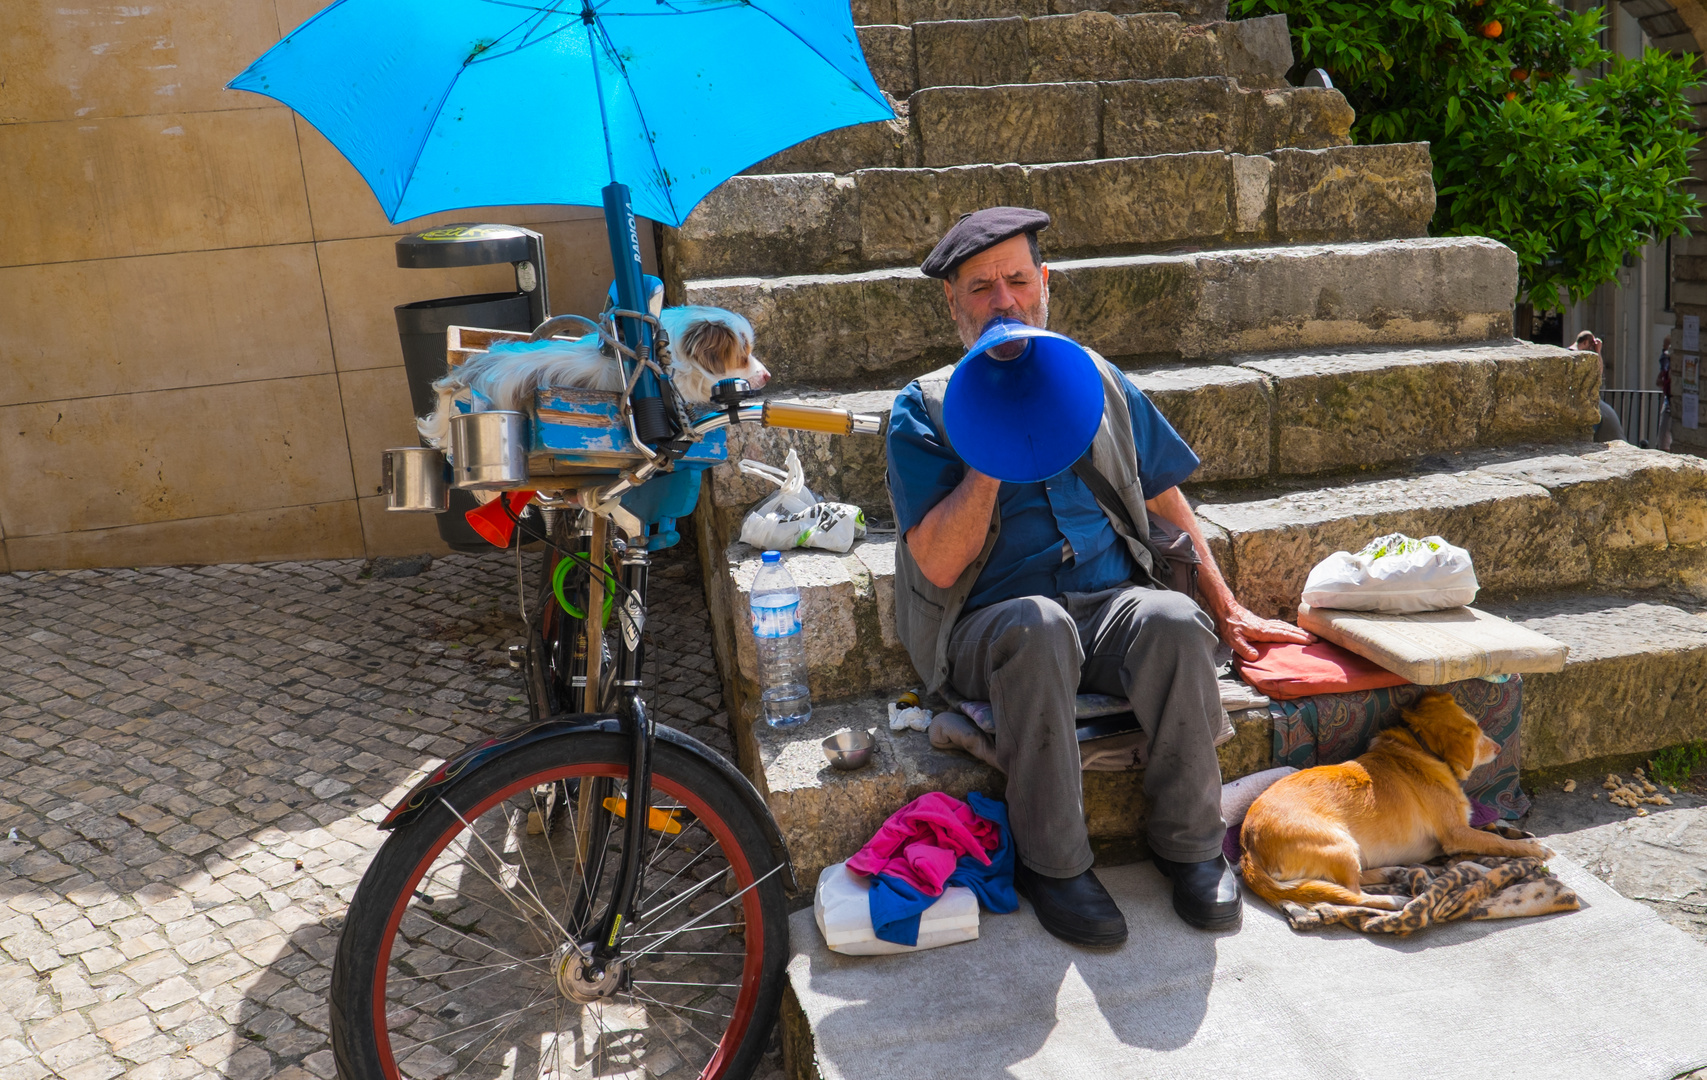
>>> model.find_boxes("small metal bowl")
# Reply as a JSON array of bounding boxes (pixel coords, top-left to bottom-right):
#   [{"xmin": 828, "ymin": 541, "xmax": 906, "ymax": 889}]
[{"xmin": 822, "ymin": 729, "xmax": 875, "ymax": 771}]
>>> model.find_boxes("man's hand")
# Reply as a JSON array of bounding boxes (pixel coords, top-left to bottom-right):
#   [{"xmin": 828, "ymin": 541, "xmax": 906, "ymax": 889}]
[
  {"xmin": 1215, "ymin": 600, "xmax": 1314, "ymax": 662},
  {"xmin": 1144, "ymin": 485, "xmax": 1314, "ymax": 660}
]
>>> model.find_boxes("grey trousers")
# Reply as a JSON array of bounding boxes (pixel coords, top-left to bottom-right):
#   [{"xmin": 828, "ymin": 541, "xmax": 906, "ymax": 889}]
[{"xmin": 945, "ymin": 585, "xmax": 1227, "ymax": 877}]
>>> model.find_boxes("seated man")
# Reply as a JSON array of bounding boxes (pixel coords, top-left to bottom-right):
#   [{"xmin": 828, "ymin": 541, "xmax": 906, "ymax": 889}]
[{"xmin": 886, "ymin": 207, "xmax": 1311, "ymax": 947}]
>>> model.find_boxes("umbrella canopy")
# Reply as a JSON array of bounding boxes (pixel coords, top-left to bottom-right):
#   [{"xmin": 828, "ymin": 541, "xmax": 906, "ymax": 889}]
[{"xmin": 229, "ymin": 0, "xmax": 894, "ymax": 226}]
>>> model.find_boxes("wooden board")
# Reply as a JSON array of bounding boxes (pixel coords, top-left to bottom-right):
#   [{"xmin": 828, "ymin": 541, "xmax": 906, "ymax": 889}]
[
  {"xmin": 1296, "ymin": 602, "xmax": 1569, "ymax": 685},
  {"xmin": 446, "ymin": 324, "xmax": 530, "ymax": 369}
]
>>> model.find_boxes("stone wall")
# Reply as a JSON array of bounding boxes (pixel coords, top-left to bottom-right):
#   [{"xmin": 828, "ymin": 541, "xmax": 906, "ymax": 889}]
[{"xmin": 0, "ymin": 2, "xmax": 639, "ymax": 571}]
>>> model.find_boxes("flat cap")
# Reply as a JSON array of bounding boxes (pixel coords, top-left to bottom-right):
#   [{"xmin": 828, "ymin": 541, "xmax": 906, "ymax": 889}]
[{"xmin": 920, "ymin": 206, "xmax": 1050, "ymax": 279}]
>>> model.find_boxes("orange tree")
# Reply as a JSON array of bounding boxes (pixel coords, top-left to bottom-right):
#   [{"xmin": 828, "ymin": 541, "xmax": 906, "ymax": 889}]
[{"xmin": 1233, "ymin": 0, "xmax": 1700, "ymax": 310}]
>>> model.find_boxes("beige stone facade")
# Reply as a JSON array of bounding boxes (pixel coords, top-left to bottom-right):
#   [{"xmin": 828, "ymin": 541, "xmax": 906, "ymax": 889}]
[{"xmin": 0, "ymin": 2, "xmax": 640, "ymax": 570}]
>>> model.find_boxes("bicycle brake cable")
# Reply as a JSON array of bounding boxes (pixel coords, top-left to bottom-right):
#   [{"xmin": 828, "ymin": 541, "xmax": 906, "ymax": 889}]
[{"xmin": 500, "ymin": 498, "xmax": 638, "ymax": 604}]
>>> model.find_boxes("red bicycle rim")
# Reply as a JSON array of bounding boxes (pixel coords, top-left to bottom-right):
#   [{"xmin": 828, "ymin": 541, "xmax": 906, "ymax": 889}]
[{"xmin": 370, "ymin": 762, "xmax": 764, "ymax": 1080}]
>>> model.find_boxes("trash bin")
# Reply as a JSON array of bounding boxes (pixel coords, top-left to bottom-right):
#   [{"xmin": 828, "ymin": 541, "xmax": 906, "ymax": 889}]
[{"xmin": 394, "ymin": 224, "xmax": 549, "ymax": 551}]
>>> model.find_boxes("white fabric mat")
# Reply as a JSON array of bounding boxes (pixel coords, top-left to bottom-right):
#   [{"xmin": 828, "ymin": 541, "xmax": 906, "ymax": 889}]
[{"xmin": 788, "ymin": 857, "xmax": 1707, "ymax": 1080}]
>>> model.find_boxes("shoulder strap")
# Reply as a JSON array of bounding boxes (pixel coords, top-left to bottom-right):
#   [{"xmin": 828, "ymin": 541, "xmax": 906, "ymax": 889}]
[{"xmin": 1071, "ymin": 454, "xmax": 1142, "ymax": 540}]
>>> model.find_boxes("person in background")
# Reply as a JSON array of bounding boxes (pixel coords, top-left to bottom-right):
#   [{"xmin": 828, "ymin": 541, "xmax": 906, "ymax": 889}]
[
  {"xmin": 1572, "ymin": 330, "xmax": 1625, "ymax": 443},
  {"xmin": 1657, "ymin": 335, "xmax": 1674, "ymax": 452}
]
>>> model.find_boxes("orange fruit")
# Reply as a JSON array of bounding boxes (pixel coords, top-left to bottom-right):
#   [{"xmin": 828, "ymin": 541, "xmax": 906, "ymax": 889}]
[
  {"xmin": 1504, "ymin": 90, "xmax": 1519, "ymax": 101},
  {"xmin": 1482, "ymin": 19, "xmax": 1502, "ymax": 37},
  {"xmin": 1511, "ymin": 67, "xmax": 1529, "ymax": 81}
]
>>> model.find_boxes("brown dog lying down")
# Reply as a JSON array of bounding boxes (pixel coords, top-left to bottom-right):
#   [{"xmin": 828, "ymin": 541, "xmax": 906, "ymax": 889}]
[{"xmin": 1241, "ymin": 690, "xmax": 1554, "ymax": 911}]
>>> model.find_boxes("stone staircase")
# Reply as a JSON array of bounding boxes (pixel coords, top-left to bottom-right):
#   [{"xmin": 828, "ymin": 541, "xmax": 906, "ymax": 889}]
[{"xmin": 658, "ymin": 0, "xmax": 1707, "ymax": 893}]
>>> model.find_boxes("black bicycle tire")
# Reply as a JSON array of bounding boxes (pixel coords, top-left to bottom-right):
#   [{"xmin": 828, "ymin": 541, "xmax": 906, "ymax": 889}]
[{"xmin": 329, "ymin": 732, "xmax": 789, "ymax": 1080}]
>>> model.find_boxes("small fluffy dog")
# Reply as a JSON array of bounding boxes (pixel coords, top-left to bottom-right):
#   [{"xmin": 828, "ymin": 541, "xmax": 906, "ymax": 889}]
[
  {"xmin": 1240, "ymin": 691, "xmax": 1552, "ymax": 910},
  {"xmin": 417, "ymin": 305, "xmax": 769, "ymax": 447}
]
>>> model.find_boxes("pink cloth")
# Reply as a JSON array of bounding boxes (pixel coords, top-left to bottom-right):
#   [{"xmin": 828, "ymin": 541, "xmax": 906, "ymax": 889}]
[{"xmin": 846, "ymin": 792, "xmax": 1001, "ymax": 897}]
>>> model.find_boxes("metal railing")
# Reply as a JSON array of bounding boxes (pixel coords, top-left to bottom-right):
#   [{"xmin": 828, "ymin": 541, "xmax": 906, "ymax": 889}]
[{"xmin": 1602, "ymin": 389, "xmax": 1669, "ymax": 448}]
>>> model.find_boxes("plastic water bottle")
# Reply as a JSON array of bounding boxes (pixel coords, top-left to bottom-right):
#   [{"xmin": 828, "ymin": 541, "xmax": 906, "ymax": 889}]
[{"xmin": 750, "ymin": 550, "xmax": 812, "ymax": 728}]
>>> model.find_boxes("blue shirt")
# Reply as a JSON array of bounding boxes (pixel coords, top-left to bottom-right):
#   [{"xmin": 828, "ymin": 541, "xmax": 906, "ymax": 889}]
[{"xmin": 887, "ymin": 370, "xmax": 1199, "ymax": 611}]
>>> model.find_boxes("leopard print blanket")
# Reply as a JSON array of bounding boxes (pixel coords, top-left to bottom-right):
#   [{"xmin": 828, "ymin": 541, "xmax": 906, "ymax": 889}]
[{"xmin": 1278, "ymin": 825, "xmax": 1581, "ymax": 936}]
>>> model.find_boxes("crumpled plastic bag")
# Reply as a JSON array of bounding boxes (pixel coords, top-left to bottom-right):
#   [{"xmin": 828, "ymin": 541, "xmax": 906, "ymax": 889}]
[
  {"xmin": 1301, "ymin": 533, "xmax": 1479, "ymax": 613},
  {"xmin": 738, "ymin": 450, "xmax": 867, "ymax": 553}
]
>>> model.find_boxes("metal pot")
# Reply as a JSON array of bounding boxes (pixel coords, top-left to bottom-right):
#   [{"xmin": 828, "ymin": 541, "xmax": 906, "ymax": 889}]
[
  {"xmin": 450, "ymin": 410, "xmax": 530, "ymax": 489},
  {"xmin": 381, "ymin": 447, "xmax": 449, "ymax": 512}
]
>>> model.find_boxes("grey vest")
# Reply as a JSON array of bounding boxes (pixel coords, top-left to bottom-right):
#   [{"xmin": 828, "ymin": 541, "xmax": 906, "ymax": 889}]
[{"xmin": 889, "ymin": 353, "xmax": 1156, "ymax": 696}]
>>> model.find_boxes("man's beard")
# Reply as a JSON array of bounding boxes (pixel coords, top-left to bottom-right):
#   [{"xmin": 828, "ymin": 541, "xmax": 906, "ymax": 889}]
[{"xmin": 953, "ymin": 291, "xmax": 1049, "ymax": 349}]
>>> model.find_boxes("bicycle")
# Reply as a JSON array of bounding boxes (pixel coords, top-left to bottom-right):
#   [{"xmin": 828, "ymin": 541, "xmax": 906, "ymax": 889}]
[{"xmin": 329, "ymin": 309, "xmax": 881, "ymax": 1080}]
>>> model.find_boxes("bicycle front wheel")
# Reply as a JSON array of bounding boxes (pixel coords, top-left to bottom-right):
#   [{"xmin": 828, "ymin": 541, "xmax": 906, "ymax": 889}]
[{"xmin": 330, "ymin": 732, "xmax": 789, "ymax": 1080}]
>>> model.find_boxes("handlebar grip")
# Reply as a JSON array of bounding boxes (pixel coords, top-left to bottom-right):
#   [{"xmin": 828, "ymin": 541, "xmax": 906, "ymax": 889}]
[{"xmin": 762, "ymin": 402, "xmax": 883, "ymax": 436}]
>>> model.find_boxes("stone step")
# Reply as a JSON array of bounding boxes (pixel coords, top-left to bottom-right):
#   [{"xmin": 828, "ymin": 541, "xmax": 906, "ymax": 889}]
[
  {"xmin": 700, "ymin": 443, "xmax": 1707, "ymax": 716},
  {"xmin": 693, "ymin": 342, "xmax": 1596, "ymax": 554},
  {"xmin": 747, "ymin": 592, "xmax": 1707, "ymax": 891},
  {"xmin": 677, "ymin": 143, "xmax": 1424, "ymax": 279},
  {"xmin": 749, "ymin": 692, "xmax": 1271, "ymax": 891},
  {"xmin": 855, "ymin": 11, "xmax": 1294, "ymax": 101},
  {"xmin": 684, "ymin": 237, "xmax": 1520, "ymax": 389},
  {"xmin": 1196, "ymin": 442, "xmax": 1707, "ymax": 619},
  {"xmin": 851, "ymin": 0, "xmax": 1228, "ymax": 28},
  {"xmin": 744, "ymin": 76, "xmax": 1351, "ymax": 175}
]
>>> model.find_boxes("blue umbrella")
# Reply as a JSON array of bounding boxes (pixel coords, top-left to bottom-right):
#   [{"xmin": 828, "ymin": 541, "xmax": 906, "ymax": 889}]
[
  {"xmin": 230, "ymin": 0, "xmax": 893, "ymax": 440},
  {"xmin": 229, "ymin": 0, "xmax": 891, "ymax": 228}
]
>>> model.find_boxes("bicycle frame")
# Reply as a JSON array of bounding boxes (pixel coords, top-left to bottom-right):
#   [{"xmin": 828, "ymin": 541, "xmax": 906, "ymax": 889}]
[{"xmin": 378, "ymin": 393, "xmax": 879, "ymax": 981}]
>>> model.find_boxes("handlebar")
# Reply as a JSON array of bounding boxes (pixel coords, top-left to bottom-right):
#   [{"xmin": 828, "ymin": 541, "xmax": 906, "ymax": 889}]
[{"xmin": 564, "ymin": 399, "xmax": 882, "ymax": 517}]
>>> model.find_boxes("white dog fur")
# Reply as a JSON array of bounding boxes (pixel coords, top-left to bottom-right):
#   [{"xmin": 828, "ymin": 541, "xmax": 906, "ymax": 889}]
[{"xmin": 417, "ymin": 306, "xmax": 769, "ymax": 447}]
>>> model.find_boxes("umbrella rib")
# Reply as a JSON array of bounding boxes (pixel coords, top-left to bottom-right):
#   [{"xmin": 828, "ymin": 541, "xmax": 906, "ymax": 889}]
[
  {"xmin": 741, "ymin": 0, "xmax": 894, "ymax": 115},
  {"xmin": 588, "ymin": 15, "xmax": 682, "ymax": 225}
]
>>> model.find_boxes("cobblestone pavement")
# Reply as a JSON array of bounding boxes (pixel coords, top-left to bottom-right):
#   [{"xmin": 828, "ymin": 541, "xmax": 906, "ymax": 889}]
[
  {"xmin": 0, "ymin": 541, "xmax": 785, "ymax": 1080},
  {"xmin": 4, "ymin": 542, "xmax": 1707, "ymax": 1080}
]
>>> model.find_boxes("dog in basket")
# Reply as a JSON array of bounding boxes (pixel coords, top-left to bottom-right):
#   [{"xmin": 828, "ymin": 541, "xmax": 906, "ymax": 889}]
[
  {"xmin": 417, "ymin": 305, "xmax": 769, "ymax": 448},
  {"xmin": 1240, "ymin": 691, "xmax": 1553, "ymax": 911}
]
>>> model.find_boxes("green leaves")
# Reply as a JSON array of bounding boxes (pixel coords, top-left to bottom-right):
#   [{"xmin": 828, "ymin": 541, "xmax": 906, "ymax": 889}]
[{"xmin": 1235, "ymin": 0, "xmax": 1700, "ymax": 308}]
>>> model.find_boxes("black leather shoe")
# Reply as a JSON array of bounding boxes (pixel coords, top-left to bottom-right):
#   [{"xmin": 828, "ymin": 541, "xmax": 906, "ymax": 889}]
[
  {"xmin": 1015, "ymin": 864, "xmax": 1128, "ymax": 947},
  {"xmin": 1151, "ymin": 853, "xmax": 1243, "ymax": 931}
]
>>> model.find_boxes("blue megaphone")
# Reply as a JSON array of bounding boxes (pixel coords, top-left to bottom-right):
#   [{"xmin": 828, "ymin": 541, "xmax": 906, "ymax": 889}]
[{"xmin": 942, "ymin": 319, "xmax": 1105, "ymax": 483}]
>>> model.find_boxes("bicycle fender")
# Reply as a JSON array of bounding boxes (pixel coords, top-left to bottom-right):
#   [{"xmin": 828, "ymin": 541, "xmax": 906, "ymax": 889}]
[
  {"xmin": 380, "ymin": 715, "xmax": 621, "ymax": 830},
  {"xmin": 378, "ymin": 716, "xmax": 798, "ymax": 893}
]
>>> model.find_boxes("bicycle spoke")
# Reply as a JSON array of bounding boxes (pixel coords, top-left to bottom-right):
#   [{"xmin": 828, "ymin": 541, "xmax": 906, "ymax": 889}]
[
  {"xmin": 623, "ymin": 989, "xmax": 700, "ymax": 1076},
  {"xmin": 399, "ymin": 916, "xmax": 545, "ymax": 972},
  {"xmin": 640, "ymin": 808, "xmax": 704, "ymax": 883},
  {"xmin": 401, "ymin": 958, "xmax": 544, "ymax": 1015},
  {"xmin": 530, "ymin": 785, "xmax": 575, "ymax": 922},
  {"xmin": 627, "ymin": 987, "xmax": 726, "ymax": 1048},
  {"xmin": 631, "ymin": 862, "xmax": 724, "ymax": 932},
  {"xmin": 389, "ymin": 955, "xmax": 548, "ymax": 982},
  {"xmin": 446, "ymin": 991, "xmax": 543, "ymax": 1080},
  {"xmin": 416, "ymin": 873, "xmax": 540, "ymax": 936},
  {"xmin": 624, "ymin": 864, "xmax": 779, "ymax": 963},
  {"xmin": 442, "ymin": 801, "xmax": 571, "ymax": 944},
  {"xmin": 636, "ymin": 835, "xmax": 718, "ymax": 913},
  {"xmin": 391, "ymin": 995, "xmax": 553, "ymax": 1057},
  {"xmin": 495, "ymin": 799, "xmax": 565, "ymax": 949}
]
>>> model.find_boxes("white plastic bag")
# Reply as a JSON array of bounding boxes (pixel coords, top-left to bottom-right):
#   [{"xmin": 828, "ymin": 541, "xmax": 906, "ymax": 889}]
[
  {"xmin": 738, "ymin": 451, "xmax": 867, "ymax": 553},
  {"xmin": 1301, "ymin": 533, "xmax": 1479, "ymax": 613},
  {"xmin": 813, "ymin": 862, "xmax": 979, "ymax": 956}
]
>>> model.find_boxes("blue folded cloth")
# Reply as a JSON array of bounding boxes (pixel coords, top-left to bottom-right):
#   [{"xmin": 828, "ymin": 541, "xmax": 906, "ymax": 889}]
[{"xmin": 868, "ymin": 792, "xmax": 1018, "ymax": 946}]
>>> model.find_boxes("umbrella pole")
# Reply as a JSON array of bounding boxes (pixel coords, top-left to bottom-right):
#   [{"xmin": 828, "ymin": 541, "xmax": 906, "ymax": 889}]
[{"xmin": 602, "ymin": 183, "xmax": 674, "ymax": 445}]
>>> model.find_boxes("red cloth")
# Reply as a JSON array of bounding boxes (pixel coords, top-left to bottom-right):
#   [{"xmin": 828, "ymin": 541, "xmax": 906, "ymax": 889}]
[
  {"xmin": 1237, "ymin": 640, "xmax": 1408, "ymax": 701},
  {"xmin": 846, "ymin": 792, "xmax": 1000, "ymax": 897}
]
